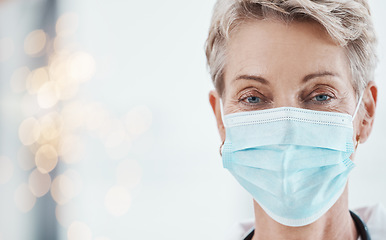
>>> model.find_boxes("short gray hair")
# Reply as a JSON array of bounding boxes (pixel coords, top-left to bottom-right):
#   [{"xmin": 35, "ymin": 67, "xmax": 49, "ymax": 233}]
[{"xmin": 205, "ymin": 0, "xmax": 378, "ymax": 99}]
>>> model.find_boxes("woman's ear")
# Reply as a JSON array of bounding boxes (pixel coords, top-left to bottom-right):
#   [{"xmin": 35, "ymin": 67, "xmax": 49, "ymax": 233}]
[
  {"xmin": 209, "ymin": 90, "xmax": 225, "ymax": 142},
  {"xmin": 357, "ymin": 81, "xmax": 378, "ymax": 144}
]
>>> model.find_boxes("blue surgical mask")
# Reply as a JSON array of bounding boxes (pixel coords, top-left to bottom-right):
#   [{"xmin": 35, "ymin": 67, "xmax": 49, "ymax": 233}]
[{"xmin": 221, "ymin": 99, "xmax": 362, "ymax": 227}]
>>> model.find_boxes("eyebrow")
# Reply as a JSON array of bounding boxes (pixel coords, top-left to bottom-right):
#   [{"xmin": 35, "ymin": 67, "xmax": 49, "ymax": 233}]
[
  {"xmin": 234, "ymin": 71, "xmax": 339, "ymax": 85},
  {"xmin": 234, "ymin": 75, "xmax": 269, "ymax": 85},
  {"xmin": 302, "ymin": 71, "xmax": 339, "ymax": 83}
]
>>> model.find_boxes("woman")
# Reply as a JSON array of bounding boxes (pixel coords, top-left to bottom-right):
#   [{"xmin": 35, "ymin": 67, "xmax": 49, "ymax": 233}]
[{"xmin": 205, "ymin": 0, "xmax": 385, "ymax": 239}]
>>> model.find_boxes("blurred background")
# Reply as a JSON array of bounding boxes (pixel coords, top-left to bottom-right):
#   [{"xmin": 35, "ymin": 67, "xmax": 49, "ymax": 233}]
[{"xmin": 0, "ymin": 0, "xmax": 385, "ymax": 239}]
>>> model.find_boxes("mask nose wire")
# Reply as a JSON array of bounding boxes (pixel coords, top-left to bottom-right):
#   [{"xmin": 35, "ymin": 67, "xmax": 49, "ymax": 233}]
[{"xmin": 352, "ymin": 92, "xmax": 364, "ymax": 120}]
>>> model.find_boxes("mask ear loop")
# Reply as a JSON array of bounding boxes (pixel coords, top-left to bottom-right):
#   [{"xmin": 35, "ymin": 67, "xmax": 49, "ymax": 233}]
[
  {"xmin": 352, "ymin": 92, "xmax": 364, "ymax": 120},
  {"xmin": 219, "ymin": 140, "xmax": 224, "ymax": 156},
  {"xmin": 353, "ymin": 91, "xmax": 364, "ymax": 149},
  {"xmin": 219, "ymin": 98, "xmax": 226, "ymax": 128},
  {"xmin": 219, "ymin": 98, "xmax": 225, "ymax": 156}
]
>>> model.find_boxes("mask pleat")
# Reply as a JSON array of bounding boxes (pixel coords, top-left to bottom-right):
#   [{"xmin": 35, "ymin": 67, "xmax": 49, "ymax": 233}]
[
  {"xmin": 231, "ymin": 147, "xmax": 352, "ymax": 171},
  {"xmin": 231, "ymin": 164, "xmax": 282, "ymax": 196}
]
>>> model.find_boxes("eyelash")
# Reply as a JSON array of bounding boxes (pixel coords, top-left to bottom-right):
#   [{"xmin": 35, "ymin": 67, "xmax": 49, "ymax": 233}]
[
  {"xmin": 237, "ymin": 89, "xmax": 336, "ymax": 107},
  {"xmin": 238, "ymin": 90, "xmax": 266, "ymax": 106},
  {"xmin": 306, "ymin": 90, "xmax": 336, "ymax": 104}
]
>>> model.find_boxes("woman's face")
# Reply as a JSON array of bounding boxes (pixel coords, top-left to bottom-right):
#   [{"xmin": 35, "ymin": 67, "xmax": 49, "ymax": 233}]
[
  {"xmin": 223, "ymin": 20, "xmax": 357, "ymax": 116},
  {"xmin": 209, "ymin": 19, "xmax": 377, "ymax": 146}
]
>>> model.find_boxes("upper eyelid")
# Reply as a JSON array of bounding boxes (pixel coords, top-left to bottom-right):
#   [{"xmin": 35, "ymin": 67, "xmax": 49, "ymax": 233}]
[
  {"xmin": 238, "ymin": 88, "xmax": 264, "ymax": 97},
  {"xmin": 240, "ymin": 92, "xmax": 261, "ymax": 98},
  {"xmin": 303, "ymin": 87, "xmax": 337, "ymax": 98}
]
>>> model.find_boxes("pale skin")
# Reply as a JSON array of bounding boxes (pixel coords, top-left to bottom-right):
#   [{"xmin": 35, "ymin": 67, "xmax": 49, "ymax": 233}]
[{"xmin": 209, "ymin": 19, "xmax": 377, "ymax": 240}]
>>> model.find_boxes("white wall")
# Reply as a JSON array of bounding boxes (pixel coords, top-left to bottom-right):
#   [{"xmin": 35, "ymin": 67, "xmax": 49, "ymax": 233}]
[{"xmin": 57, "ymin": 0, "xmax": 386, "ymax": 239}]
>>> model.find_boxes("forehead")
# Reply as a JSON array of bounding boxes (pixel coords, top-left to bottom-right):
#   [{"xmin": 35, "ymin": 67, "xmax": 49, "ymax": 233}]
[{"xmin": 224, "ymin": 19, "xmax": 351, "ymax": 83}]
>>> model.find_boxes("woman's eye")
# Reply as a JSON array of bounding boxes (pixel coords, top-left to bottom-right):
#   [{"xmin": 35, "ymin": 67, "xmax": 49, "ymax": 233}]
[
  {"xmin": 246, "ymin": 96, "xmax": 261, "ymax": 103},
  {"xmin": 237, "ymin": 89, "xmax": 268, "ymax": 107},
  {"xmin": 313, "ymin": 94, "xmax": 330, "ymax": 102}
]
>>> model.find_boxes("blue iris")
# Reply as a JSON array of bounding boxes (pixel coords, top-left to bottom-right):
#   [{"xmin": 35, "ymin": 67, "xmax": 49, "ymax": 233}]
[
  {"xmin": 247, "ymin": 96, "xmax": 260, "ymax": 103},
  {"xmin": 315, "ymin": 95, "xmax": 329, "ymax": 101}
]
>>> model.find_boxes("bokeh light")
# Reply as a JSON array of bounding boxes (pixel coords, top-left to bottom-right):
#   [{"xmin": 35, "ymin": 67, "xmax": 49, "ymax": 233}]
[
  {"xmin": 51, "ymin": 174, "xmax": 77, "ymax": 205},
  {"xmin": 124, "ymin": 105, "xmax": 152, "ymax": 137},
  {"xmin": 28, "ymin": 143, "xmax": 40, "ymax": 155},
  {"xmin": 0, "ymin": 37, "xmax": 14, "ymax": 62},
  {"xmin": 14, "ymin": 183, "xmax": 36, "ymax": 213},
  {"xmin": 63, "ymin": 169, "xmax": 83, "ymax": 197},
  {"xmin": 39, "ymin": 111, "xmax": 63, "ymax": 141},
  {"xmin": 48, "ymin": 50, "xmax": 70, "ymax": 81},
  {"xmin": 24, "ymin": 29, "xmax": 47, "ymax": 56},
  {"xmin": 37, "ymin": 81, "xmax": 60, "ymax": 108},
  {"xmin": 116, "ymin": 159, "xmax": 142, "ymax": 189},
  {"xmin": 0, "ymin": 156, "xmax": 14, "ymax": 184},
  {"xmin": 104, "ymin": 120, "xmax": 132, "ymax": 159},
  {"xmin": 2, "ymin": 8, "xmax": 148, "ymax": 239},
  {"xmin": 26, "ymin": 67, "xmax": 49, "ymax": 94},
  {"xmin": 28, "ymin": 168, "xmax": 51, "ymax": 197},
  {"xmin": 18, "ymin": 117, "xmax": 41, "ymax": 145},
  {"xmin": 56, "ymin": 75, "xmax": 79, "ymax": 100},
  {"xmin": 104, "ymin": 186, "xmax": 131, "ymax": 217},
  {"xmin": 59, "ymin": 175, "xmax": 76, "ymax": 200},
  {"xmin": 10, "ymin": 67, "xmax": 29, "ymax": 93},
  {"xmin": 53, "ymin": 36, "xmax": 67, "ymax": 52},
  {"xmin": 68, "ymin": 51, "xmax": 96, "ymax": 82},
  {"xmin": 67, "ymin": 221, "xmax": 92, "ymax": 240},
  {"xmin": 35, "ymin": 144, "xmax": 58, "ymax": 173},
  {"xmin": 56, "ymin": 12, "xmax": 79, "ymax": 37}
]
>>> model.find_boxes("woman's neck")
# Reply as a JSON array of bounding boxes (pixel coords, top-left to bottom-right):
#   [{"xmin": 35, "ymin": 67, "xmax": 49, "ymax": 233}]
[{"xmin": 251, "ymin": 187, "xmax": 358, "ymax": 240}]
